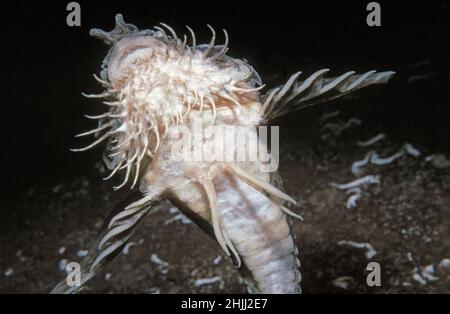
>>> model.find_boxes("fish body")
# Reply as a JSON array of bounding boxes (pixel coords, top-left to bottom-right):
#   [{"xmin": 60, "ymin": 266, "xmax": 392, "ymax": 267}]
[{"xmin": 52, "ymin": 14, "xmax": 394, "ymax": 294}]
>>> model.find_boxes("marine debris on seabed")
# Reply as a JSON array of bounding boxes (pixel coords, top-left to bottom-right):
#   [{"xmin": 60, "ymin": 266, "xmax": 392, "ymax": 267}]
[{"xmin": 337, "ymin": 240, "xmax": 378, "ymax": 259}]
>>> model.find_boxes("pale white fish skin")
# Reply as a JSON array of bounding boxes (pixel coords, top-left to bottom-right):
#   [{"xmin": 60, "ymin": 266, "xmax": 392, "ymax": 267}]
[{"xmin": 217, "ymin": 175, "xmax": 301, "ymax": 294}]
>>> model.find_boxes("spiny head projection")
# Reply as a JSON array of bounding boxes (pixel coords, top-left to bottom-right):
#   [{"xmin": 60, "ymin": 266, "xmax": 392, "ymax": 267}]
[{"xmin": 74, "ymin": 14, "xmax": 262, "ymax": 190}]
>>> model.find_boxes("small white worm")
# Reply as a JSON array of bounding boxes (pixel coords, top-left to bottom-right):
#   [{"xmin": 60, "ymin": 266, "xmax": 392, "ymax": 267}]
[
  {"xmin": 421, "ymin": 265, "xmax": 438, "ymax": 282},
  {"xmin": 150, "ymin": 254, "xmax": 169, "ymax": 267},
  {"xmin": 194, "ymin": 276, "xmax": 224, "ymax": 288},
  {"xmin": 320, "ymin": 118, "xmax": 362, "ymax": 136},
  {"xmin": 371, "ymin": 151, "xmax": 404, "ymax": 165},
  {"xmin": 319, "ymin": 110, "xmax": 340, "ymax": 123},
  {"xmin": 330, "ymin": 175, "xmax": 380, "ymax": 190},
  {"xmin": 356, "ymin": 133, "xmax": 386, "ymax": 147},
  {"xmin": 439, "ymin": 259, "xmax": 450, "ymax": 269},
  {"xmin": 76, "ymin": 250, "xmax": 89, "ymax": 257},
  {"xmin": 337, "ymin": 240, "xmax": 377, "ymax": 259},
  {"xmin": 351, "ymin": 151, "xmax": 374, "ymax": 175},
  {"xmin": 346, "ymin": 188, "xmax": 362, "ymax": 209},
  {"xmin": 352, "ymin": 142, "xmax": 419, "ymax": 176}
]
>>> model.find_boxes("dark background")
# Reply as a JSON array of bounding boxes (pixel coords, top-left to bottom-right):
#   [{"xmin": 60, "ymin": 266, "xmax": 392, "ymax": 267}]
[{"xmin": 0, "ymin": 0, "xmax": 449, "ymax": 204}]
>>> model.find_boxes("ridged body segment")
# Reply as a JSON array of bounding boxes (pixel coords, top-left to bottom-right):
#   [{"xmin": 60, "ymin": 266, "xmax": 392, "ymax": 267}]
[{"xmin": 216, "ymin": 173, "xmax": 301, "ymax": 293}]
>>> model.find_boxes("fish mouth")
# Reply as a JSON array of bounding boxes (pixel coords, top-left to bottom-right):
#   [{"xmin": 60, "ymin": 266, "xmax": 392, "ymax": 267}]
[{"xmin": 107, "ymin": 35, "xmax": 165, "ymax": 87}]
